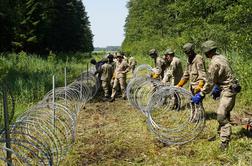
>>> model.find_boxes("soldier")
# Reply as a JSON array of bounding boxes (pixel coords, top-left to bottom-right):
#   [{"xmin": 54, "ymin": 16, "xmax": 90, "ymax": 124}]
[
  {"xmin": 176, "ymin": 43, "xmax": 207, "ymax": 122},
  {"xmin": 162, "ymin": 48, "xmax": 183, "ymax": 85},
  {"xmin": 90, "ymin": 59, "xmax": 105, "ymax": 89},
  {"xmin": 128, "ymin": 55, "xmax": 137, "ymax": 74},
  {"xmin": 110, "ymin": 53, "xmax": 130, "ymax": 102},
  {"xmin": 149, "ymin": 49, "xmax": 167, "ymax": 79},
  {"xmin": 107, "ymin": 53, "xmax": 116, "ymax": 95},
  {"xmin": 100, "ymin": 58, "xmax": 113, "ymax": 99},
  {"xmin": 176, "ymin": 43, "xmax": 207, "ymax": 95},
  {"xmin": 192, "ymin": 40, "xmax": 241, "ymax": 150}
]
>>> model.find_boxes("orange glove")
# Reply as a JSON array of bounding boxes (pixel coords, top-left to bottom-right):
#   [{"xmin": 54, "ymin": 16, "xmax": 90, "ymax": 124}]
[
  {"xmin": 176, "ymin": 79, "xmax": 186, "ymax": 87},
  {"xmin": 194, "ymin": 80, "xmax": 204, "ymax": 94},
  {"xmin": 150, "ymin": 73, "xmax": 159, "ymax": 79}
]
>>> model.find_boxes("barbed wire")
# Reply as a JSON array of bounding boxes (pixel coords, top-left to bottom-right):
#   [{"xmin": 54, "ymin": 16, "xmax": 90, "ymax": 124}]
[
  {"xmin": 0, "ymin": 68, "xmax": 99, "ymax": 165},
  {"xmin": 127, "ymin": 64, "xmax": 205, "ymax": 145}
]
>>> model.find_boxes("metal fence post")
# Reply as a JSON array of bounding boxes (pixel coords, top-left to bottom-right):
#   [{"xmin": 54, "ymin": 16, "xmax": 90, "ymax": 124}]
[
  {"xmin": 52, "ymin": 75, "xmax": 55, "ymax": 129},
  {"xmin": 3, "ymin": 87, "xmax": 12, "ymax": 166},
  {"xmin": 64, "ymin": 67, "xmax": 67, "ymax": 105}
]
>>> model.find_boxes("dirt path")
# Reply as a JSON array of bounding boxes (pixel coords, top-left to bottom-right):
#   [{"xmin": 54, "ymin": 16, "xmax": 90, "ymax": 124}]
[{"xmin": 62, "ymin": 98, "xmax": 252, "ymax": 166}]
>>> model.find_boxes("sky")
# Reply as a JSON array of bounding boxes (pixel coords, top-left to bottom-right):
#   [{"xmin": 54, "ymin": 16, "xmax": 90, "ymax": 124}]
[{"xmin": 83, "ymin": 0, "xmax": 129, "ymax": 48}]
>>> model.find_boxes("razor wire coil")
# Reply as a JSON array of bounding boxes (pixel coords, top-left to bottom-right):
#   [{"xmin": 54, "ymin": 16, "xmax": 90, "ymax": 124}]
[
  {"xmin": 0, "ymin": 69, "xmax": 99, "ymax": 165},
  {"xmin": 127, "ymin": 64, "xmax": 205, "ymax": 145}
]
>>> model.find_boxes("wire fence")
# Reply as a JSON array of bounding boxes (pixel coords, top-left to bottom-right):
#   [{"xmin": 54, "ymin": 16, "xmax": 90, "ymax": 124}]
[
  {"xmin": 0, "ymin": 66, "xmax": 99, "ymax": 165},
  {"xmin": 127, "ymin": 64, "xmax": 205, "ymax": 145}
]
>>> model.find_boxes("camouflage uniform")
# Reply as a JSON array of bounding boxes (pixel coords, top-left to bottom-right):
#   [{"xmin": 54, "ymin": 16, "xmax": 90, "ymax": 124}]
[
  {"xmin": 179, "ymin": 54, "xmax": 207, "ymax": 94},
  {"xmin": 111, "ymin": 59, "xmax": 130, "ymax": 99},
  {"xmin": 201, "ymin": 41, "xmax": 240, "ymax": 144},
  {"xmin": 101, "ymin": 62, "xmax": 113, "ymax": 97},
  {"xmin": 129, "ymin": 56, "xmax": 137, "ymax": 73},
  {"xmin": 163, "ymin": 56, "xmax": 183, "ymax": 85},
  {"xmin": 177, "ymin": 43, "xmax": 207, "ymax": 122},
  {"xmin": 155, "ymin": 57, "xmax": 166, "ymax": 79},
  {"xmin": 149, "ymin": 49, "xmax": 167, "ymax": 79}
]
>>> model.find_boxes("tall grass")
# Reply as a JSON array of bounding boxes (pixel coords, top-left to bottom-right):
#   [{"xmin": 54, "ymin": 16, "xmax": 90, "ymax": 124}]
[{"xmin": 0, "ymin": 51, "xmax": 101, "ymax": 119}]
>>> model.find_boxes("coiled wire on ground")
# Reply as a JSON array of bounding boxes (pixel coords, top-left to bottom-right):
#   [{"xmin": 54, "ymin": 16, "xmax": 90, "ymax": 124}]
[
  {"xmin": 127, "ymin": 64, "xmax": 205, "ymax": 145},
  {"xmin": 0, "ymin": 70, "xmax": 98, "ymax": 165}
]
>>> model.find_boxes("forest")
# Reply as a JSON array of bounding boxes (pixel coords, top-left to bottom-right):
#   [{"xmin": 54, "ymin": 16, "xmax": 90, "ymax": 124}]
[
  {"xmin": 0, "ymin": 0, "xmax": 93, "ymax": 54},
  {"xmin": 122, "ymin": 0, "xmax": 251, "ymax": 55}
]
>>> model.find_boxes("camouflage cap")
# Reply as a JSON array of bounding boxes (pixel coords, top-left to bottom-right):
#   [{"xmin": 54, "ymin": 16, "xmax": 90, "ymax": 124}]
[
  {"xmin": 149, "ymin": 49, "xmax": 157, "ymax": 55},
  {"xmin": 183, "ymin": 43, "xmax": 195, "ymax": 53},
  {"xmin": 201, "ymin": 40, "xmax": 217, "ymax": 53},
  {"xmin": 164, "ymin": 48, "xmax": 174, "ymax": 55}
]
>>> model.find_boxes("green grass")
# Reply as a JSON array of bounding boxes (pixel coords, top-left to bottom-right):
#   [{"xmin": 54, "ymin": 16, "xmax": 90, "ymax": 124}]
[
  {"xmin": 0, "ymin": 51, "xmax": 252, "ymax": 165},
  {"xmin": 62, "ymin": 99, "xmax": 252, "ymax": 166},
  {"xmin": 0, "ymin": 51, "xmax": 104, "ymax": 125}
]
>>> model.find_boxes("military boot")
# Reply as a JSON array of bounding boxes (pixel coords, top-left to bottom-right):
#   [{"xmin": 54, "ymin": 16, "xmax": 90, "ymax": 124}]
[
  {"xmin": 220, "ymin": 141, "xmax": 229, "ymax": 151},
  {"xmin": 109, "ymin": 97, "xmax": 115, "ymax": 102}
]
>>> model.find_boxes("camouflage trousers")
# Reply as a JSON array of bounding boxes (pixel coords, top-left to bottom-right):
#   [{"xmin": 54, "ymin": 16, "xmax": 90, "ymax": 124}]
[
  {"xmin": 111, "ymin": 77, "xmax": 126, "ymax": 98},
  {"xmin": 217, "ymin": 90, "xmax": 236, "ymax": 143},
  {"xmin": 101, "ymin": 80, "xmax": 111, "ymax": 97}
]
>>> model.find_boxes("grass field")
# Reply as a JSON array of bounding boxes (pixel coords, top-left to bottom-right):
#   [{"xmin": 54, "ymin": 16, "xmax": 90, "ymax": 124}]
[
  {"xmin": 1, "ymin": 51, "xmax": 252, "ymax": 165},
  {"xmin": 62, "ymin": 98, "xmax": 252, "ymax": 166}
]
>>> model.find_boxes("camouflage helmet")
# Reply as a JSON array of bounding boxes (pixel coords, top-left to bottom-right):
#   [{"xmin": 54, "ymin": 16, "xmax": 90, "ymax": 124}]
[
  {"xmin": 201, "ymin": 40, "xmax": 217, "ymax": 53},
  {"xmin": 183, "ymin": 43, "xmax": 195, "ymax": 53},
  {"xmin": 107, "ymin": 54, "xmax": 114, "ymax": 59},
  {"xmin": 149, "ymin": 49, "xmax": 157, "ymax": 55},
  {"xmin": 164, "ymin": 48, "xmax": 174, "ymax": 55}
]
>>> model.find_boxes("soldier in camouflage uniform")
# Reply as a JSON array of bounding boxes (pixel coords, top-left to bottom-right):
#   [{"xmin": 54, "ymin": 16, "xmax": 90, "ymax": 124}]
[
  {"xmin": 100, "ymin": 58, "xmax": 113, "ymax": 99},
  {"xmin": 149, "ymin": 49, "xmax": 167, "ymax": 79},
  {"xmin": 192, "ymin": 40, "xmax": 241, "ymax": 150},
  {"xmin": 128, "ymin": 55, "xmax": 137, "ymax": 74},
  {"xmin": 177, "ymin": 43, "xmax": 207, "ymax": 94},
  {"xmin": 110, "ymin": 53, "xmax": 130, "ymax": 102},
  {"xmin": 107, "ymin": 53, "xmax": 116, "ymax": 94},
  {"xmin": 176, "ymin": 43, "xmax": 207, "ymax": 122},
  {"xmin": 162, "ymin": 48, "xmax": 183, "ymax": 85}
]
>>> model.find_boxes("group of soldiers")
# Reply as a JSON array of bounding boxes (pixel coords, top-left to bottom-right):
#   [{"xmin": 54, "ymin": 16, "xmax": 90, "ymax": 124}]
[
  {"xmin": 149, "ymin": 40, "xmax": 241, "ymax": 150},
  {"xmin": 92, "ymin": 40, "xmax": 241, "ymax": 150},
  {"xmin": 90, "ymin": 52, "xmax": 137, "ymax": 102}
]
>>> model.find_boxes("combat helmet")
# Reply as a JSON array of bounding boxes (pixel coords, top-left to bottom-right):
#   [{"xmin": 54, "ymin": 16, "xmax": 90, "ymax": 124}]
[{"xmin": 201, "ymin": 40, "xmax": 217, "ymax": 53}]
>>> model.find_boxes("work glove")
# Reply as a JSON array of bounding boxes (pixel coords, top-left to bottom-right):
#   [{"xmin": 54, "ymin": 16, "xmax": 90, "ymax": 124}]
[
  {"xmin": 210, "ymin": 85, "xmax": 221, "ymax": 100},
  {"xmin": 176, "ymin": 79, "xmax": 186, "ymax": 88},
  {"xmin": 194, "ymin": 80, "xmax": 204, "ymax": 94},
  {"xmin": 150, "ymin": 73, "xmax": 159, "ymax": 79},
  {"xmin": 192, "ymin": 92, "xmax": 205, "ymax": 104}
]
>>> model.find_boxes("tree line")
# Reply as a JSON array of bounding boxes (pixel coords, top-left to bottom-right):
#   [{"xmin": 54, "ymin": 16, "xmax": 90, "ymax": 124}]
[
  {"xmin": 122, "ymin": 0, "xmax": 252, "ymax": 55},
  {"xmin": 0, "ymin": 0, "xmax": 93, "ymax": 55}
]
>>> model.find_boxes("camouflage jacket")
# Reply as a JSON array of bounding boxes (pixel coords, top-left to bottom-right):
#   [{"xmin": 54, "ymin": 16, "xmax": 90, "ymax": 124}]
[
  {"xmin": 114, "ymin": 60, "xmax": 130, "ymax": 78},
  {"xmin": 101, "ymin": 63, "xmax": 113, "ymax": 81},
  {"xmin": 181, "ymin": 54, "xmax": 207, "ymax": 89},
  {"xmin": 163, "ymin": 57, "xmax": 183, "ymax": 85},
  {"xmin": 202, "ymin": 54, "xmax": 238, "ymax": 95}
]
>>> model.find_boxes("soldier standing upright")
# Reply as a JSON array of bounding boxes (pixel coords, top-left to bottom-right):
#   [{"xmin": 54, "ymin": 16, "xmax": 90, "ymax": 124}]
[
  {"xmin": 100, "ymin": 58, "xmax": 113, "ymax": 99},
  {"xmin": 192, "ymin": 40, "xmax": 241, "ymax": 150},
  {"xmin": 128, "ymin": 55, "xmax": 137, "ymax": 74},
  {"xmin": 110, "ymin": 53, "xmax": 130, "ymax": 102},
  {"xmin": 162, "ymin": 48, "xmax": 183, "ymax": 85}
]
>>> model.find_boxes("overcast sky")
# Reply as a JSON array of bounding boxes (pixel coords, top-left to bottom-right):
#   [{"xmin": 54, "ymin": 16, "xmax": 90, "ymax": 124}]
[{"xmin": 83, "ymin": 0, "xmax": 128, "ymax": 48}]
